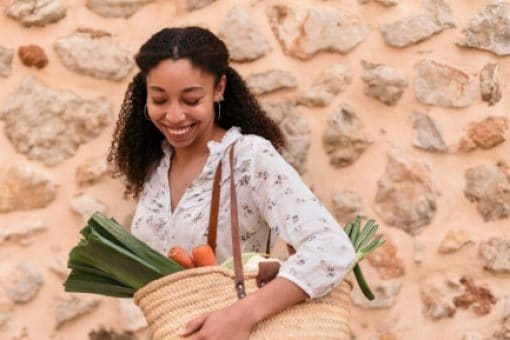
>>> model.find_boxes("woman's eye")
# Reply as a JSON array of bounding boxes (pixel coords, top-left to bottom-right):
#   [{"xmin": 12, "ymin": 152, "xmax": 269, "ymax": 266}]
[
  {"xmin": 152, "ymin": 99, "xmax": 167, "ymax": 105},
  {"xmin": 184, "ymin": 99, "xmax": 201, "ymax": 106}
]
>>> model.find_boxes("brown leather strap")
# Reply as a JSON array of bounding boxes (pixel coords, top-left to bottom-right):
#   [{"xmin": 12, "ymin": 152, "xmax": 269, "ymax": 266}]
[
  {"xmin": 229, "ymin": 145, "xmax": 246, "ymax": 299},
  {"xmin": 207, "ymin": 158, "xmax": 223, "ymax": 253},
  {"xmin": 206, "ymin": 142, "xmax": 246, "ymax": 299}
]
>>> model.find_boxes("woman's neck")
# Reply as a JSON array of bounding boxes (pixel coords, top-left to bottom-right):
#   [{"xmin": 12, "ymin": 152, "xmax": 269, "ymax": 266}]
[{"xmin": 171, "ymin": 125, "xmax": 226, "ymax": 166}]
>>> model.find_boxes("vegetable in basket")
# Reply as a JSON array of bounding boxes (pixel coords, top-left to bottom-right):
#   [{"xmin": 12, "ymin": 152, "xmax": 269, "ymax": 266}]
[{"xmin": 64, "ymin": 212, "xmax": 384, "ymax": 300}]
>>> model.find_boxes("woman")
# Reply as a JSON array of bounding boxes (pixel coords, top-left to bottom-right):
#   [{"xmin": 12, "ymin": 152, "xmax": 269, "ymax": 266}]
[{"xmin": 108, "ymin": 26, "xmax": 356, "ymax": 339}]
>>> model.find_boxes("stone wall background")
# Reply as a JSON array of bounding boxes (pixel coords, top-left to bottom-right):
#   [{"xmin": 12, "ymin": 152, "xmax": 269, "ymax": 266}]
[{"xmin": 1, "ymin": 0, "xmax": 509, "ymax": 339}]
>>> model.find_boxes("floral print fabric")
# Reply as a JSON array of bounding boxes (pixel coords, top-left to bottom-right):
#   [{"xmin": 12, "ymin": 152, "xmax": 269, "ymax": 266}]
[{"xmin": 131, "ymin": 126, "xmax": 356, "ymax": 298}]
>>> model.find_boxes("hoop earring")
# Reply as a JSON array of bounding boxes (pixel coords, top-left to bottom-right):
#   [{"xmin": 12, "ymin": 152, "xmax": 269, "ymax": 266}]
[
  {"xmin": 216, "ymin": 95, "xmax": 224, "ymax": 122},
  {"xmin": 144, "ymin": 104, "xmax": 150, "ymax": 121}
]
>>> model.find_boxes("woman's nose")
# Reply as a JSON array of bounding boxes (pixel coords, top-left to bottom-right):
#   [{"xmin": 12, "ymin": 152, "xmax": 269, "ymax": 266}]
[{"xmin": 164, "ymin": 105, "xmax": 186, "ymax": 123}]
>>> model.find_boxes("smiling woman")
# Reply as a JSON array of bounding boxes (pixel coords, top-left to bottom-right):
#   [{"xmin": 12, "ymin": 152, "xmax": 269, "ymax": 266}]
[{"xmin": 107, "ymin": 27, "xmax": 356, "ymax": 340}]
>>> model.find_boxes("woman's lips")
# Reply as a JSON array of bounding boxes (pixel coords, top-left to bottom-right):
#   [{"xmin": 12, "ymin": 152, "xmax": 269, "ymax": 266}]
[{"xmin": 164, "ymin": 123, "xmax": 197, "ymax": 141}]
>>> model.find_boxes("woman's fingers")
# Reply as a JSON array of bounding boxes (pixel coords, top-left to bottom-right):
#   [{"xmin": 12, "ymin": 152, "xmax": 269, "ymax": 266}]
[{"xmin": 180, "ymin": 313, "xmax": 209, "ymax": 337}]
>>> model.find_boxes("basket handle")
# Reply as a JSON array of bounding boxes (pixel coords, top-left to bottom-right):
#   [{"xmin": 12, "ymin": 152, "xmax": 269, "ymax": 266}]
[{"xmin": 207, "ymin": 143, "xmax": 247, "ymax": 299}]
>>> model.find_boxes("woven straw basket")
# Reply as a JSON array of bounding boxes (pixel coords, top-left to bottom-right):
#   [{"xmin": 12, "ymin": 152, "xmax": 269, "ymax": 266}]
[{"xmin": 133, "ymin": 266, "xmax": 353, "ymax": 339}]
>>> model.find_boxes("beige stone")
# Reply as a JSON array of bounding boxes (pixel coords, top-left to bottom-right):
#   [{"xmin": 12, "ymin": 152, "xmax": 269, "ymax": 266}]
[
  {"xmin": 54, "ymin": 30, "xmax": 134, "ymax": 81},
  {"xmin": 0, "ymin": 164, "xmax": 57, "ymax": 213},
  {"xmin": 414, "ymin": 59, "xmax": 478, "ymax": 108},
  {"xmin": 380, "ymin": 0, "xmax": 455, "ymax": 47},
  {"xmin": 322, "ymin": 104, "xmax": 372, "ymax": 167},
  {"xmin": 299, "ymin": 63, "xmax": 352, "ymax": 107},
  {"xmin": 0, "ymin": 46, "xmax": 14, "ymax": 78},
  {"xmin": 55, "ymin": 294, "xmax": 101, "ymax": 329},
  {"xmin": 219, "ymin": 6, "xmax": 270, "ymax": 62},
  {"xmin": 457, "ymin": 1, "xmax": 510, "ymax": 56},
  {"xmin": 464, "ymin": 163, "xmax": 510, "ymax": 221},
  {"xmin": 267, "ymin": 4, "xmax": 368, "ymax": 60},
  {"xmin": 438, "ymin": 229, "xmax": 474, "ymax": 253},
  {"xmin": 361, "ymin": 60, "xmax": 408, "ymax": 106},
  {"xmin": 0, "ymin": 76, "xmax": 112, "ymax": 166},
  {"xmin": 374, "ymin": 150, "xmax": 439, "ymax": 234},
  {"xmin": 246, "ymin": 70, "xmax": 297, "ymax": 95},
  {"xmin": 6, "ymin": 0, "xmax": 66, "ymax": 27},
  {"xmin": 366, "ymin": 237, "xmax": 405, "ymax": 279},
  {"xmin": 480, "ymin": 63, "xmax": 501, "ymax": 106},
  {"xmin": 411, "ymin": 111, "xmax": 448, "ymax": 153},
  {"xmin": 86, "ymin": 0, "xmax": 155, "ymax": 18}
]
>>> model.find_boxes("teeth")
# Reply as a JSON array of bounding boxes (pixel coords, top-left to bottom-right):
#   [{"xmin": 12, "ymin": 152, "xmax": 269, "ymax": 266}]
[{"xmin": 169, "ymin": 126, "xmax": 192, "ymax": 135}]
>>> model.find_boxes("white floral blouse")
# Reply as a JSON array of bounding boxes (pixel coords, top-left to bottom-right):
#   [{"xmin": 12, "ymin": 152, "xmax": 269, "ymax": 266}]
[{"xmin": 130, "ymin": 126, "xmax": 356, "ymax": 299}]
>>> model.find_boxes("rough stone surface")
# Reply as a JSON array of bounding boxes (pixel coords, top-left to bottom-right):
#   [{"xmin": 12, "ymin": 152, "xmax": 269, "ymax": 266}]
[
  {"xmin": 322, "ymin": 104, "xmax": 372, "ymax": 167},
  {"xmin": 55, "ymin": 294, "xmax": 101, "ymax": 329},
  {"xmin": 18, "ymin": 44, "xmax": 48, "ymax": 69},
  {"xmin": 361, "ymin": 60, "xmax": 408, "ymax": 106},
  {"xmin": 352, "ymin": 280, "xmax": 402, "ymax": 309},
  {"xmin": 54, "ymin": 29, "xmax": 134, "ymax": 81},
  {"xmin": 480, "ymin": 63, "xmax": 502, "ymax": 106},
  {"xmin": 0, "ymin": 290, "xmax": 14, "ymax": 330},
  {"xmin": 118, "ymin": 298, "xmax": 147, "ymax": 331},
  {"xmin": 246, "ymin": 70, "xmax": 297, "ymax": 95},
  {"xmin": 88, "ymin": 326, "xmax": 138, "ymax": 340},
  {"xmin": 48, "ymin": 253, "xmax": 69, "ymax": 279},
  {"xmin": 5, "ymin": 0, "xmax": 66, "ymax": 27},
  {"xmin": 76, "ymin": 157, "xmax": 109, "ymax": 187},
  {"xmin": 0, "ymin": 46, "xmax": 14, "ymax": 78},
  {"xmin": 366, "ymin": 237, "xmax": 405, "ymax": 279},
  {"xmin": 331, "ymin": 190, "xmax": 366, "ymax": 225},
  {"xmin": 457, "ymin": 1, "xmax": 510, "ymax": 56},
  {"xmin": 261, "ymin": 101, "xmax": 310, "ymax": 174},
  {"xmin": 453, "ymin": 276, "xmax": 497, "ymax": 315},
  {"xmin": 380, "ymin": 0, "xmax": 455, "ymax": 47},
  {"xmin": 267, "ymin": 4, "xmax": 368, "ymax": 60},
  {"xmin": 438, "ymin": 229, "xmax": 474, "ymax": 254},
  {"xmin": 494, "ymin": 296, "xmax": 510, "ymax": 339},
  {"xmin": 464, "ymin": 162, "xmax": 510, "ymax": 221},
  {"xmin": 360, "ymin": 0, "xmax": 399, "ymax": 6},
  {"xmin": 219, "ymin": 6, "xmax": 270, "ymax": 62},
  {"xmin": 458, "ymin": 116, "xmax": 508, "ymax": 152},
  {"xmin": 3, "ymin": 261, "xmax": 43, "ymax": 304},
  {"xmin": 414, "ymin": 59, "xmax": 478, "ymax": 108},
  {"xmin": 0, "ymin": 164, "xmax": 57, "ymax": 213},
  {"xmin": 374, "ymin": 150, "xmax": 439, "ymax": 234},
  {"xmin": 299, "ymin": 63, "xmax": 352, "ymax": 107},
  {"xmin": 0, "ymin": 221, "xmax": 47, "ymax": 247},
  {"xmin": 0, "ymin": 76, "xmax": 112, "ymax": 166},
  {"xmin": 414, "ymin": 236, "xmax": 426, "ymax": 264},
  {"xmin": 69, "ymin": 194, "xmax": 108, "ymax": 221},
  {"xmin": 420, "ymin": 279, "xmax": 456, "ymax": 320},
  {"xmin": 411, "ymin": 111, "xmax": 448, "ymax": 153},
  {"xmin": 463, "ymin": 332, "xmax": 483, "ymax": 340},
  {"xmin": 86, "ymin": 0, "xmax": 155, "ymax": 18},
  {"xmin": 479, "ymin": 237, "xmax": 510, "ymax": 274},
  {"xmin": 186, "ymin": 0, "xmax": 216, "ymax": 11}
]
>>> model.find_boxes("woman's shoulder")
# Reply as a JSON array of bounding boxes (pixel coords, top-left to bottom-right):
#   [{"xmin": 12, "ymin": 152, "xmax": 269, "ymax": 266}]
[{"xmin": 235, "ymin": 132, "xmax": 277, "ymax": 155}]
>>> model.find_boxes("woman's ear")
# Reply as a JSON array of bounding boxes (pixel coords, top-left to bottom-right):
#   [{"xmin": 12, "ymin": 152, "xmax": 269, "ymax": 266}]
[{"xmin": 214, "ymin": 74, "xmax": 227, "ymax": 102}]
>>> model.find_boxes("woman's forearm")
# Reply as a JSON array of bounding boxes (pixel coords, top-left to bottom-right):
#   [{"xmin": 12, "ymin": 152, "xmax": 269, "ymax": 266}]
[{"xmin": 235, "ymin": 277, "xmax": 309, "ymax": 326}]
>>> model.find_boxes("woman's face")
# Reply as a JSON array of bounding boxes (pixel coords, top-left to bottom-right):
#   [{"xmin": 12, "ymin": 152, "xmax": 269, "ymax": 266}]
[{"xmin": 145, "ymin": 58, "xmax": 225, "ymax": 151}]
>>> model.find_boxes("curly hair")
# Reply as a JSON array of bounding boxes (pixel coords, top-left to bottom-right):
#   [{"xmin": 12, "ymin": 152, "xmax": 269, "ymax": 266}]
[{"xmin": 107, "ymin": 27, "xmax": 286, "ymax": 199}]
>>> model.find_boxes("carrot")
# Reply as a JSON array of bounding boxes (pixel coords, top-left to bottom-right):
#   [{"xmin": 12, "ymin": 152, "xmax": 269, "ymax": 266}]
[
  {"xmin": 192, "ymin": 244, "xmax": 217, "ymax": 267},
  {"xmin": 167, "ymin": 246, "xmax": 195, "ymax": 269}
]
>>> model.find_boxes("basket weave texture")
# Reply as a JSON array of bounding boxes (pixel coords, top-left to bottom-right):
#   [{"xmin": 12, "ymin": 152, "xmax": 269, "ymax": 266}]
[{"xmin": 134, "ymin": 266, "xmax": 353, "ymax": 340}]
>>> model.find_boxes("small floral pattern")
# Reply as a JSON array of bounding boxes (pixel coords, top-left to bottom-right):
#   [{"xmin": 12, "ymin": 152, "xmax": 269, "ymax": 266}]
[{"xmin": 130, "ymin": 126, "xmax": 356, "ymax": 299}]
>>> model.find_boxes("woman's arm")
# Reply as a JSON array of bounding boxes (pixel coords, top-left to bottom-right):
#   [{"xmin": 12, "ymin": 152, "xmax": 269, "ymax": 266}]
[{"xmin": 181, "ymin": 277, "xmax": 307, "ymax": 339}]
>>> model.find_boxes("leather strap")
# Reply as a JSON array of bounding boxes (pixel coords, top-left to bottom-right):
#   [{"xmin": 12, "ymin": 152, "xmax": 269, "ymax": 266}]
[
  {"xmin": 206, "ymin": 142, "xmax": 246, "ymax": 299},
  {"xmin": 229, "ymin": 145, "xmax": 246, "ymax": 299},
  {"xmin": 207, "ymin": 159, "xmax": 223, "ymax": 253}
]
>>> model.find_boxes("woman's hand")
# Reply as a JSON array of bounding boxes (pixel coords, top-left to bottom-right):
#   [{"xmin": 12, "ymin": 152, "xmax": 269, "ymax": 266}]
[{"xmin": 180, "ymin": 302, "xmax": 255, "ymax": 340}]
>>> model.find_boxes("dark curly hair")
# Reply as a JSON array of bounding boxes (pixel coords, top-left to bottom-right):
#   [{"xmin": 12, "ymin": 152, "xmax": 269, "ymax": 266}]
[{"xmin": 108, "ymin": 26, "xmax": 286, "ymax": 199}]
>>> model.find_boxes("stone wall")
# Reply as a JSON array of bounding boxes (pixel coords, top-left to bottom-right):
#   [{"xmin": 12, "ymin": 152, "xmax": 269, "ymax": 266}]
[{"xmin": 1, "ymin": 0, "xmax": 509, "ymax": 339}]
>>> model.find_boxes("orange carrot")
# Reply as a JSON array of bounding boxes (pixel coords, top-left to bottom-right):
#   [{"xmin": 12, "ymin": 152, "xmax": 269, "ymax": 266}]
[
  {"xmin": 168, "ymin": 246, "xmax": 195, "ymax": 269},
  {"xmin": 192, "ymin": 244, "xmax": 217, "ymax": 267}
]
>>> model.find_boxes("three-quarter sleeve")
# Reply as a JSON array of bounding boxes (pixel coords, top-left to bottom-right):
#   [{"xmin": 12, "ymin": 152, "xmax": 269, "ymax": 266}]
[{"xmin": 248, "ymin": 139, "xmax": 356, "ymax": 299}]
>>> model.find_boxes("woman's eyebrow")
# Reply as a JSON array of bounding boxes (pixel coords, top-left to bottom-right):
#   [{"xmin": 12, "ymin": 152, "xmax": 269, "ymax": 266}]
[
  {"xmin": 148, "ymin": 85, "xmax": 165, "ymax": 92},
  {"xmin": 182, "ymin": 86, "xmax": 204, "ymax": 93}
]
